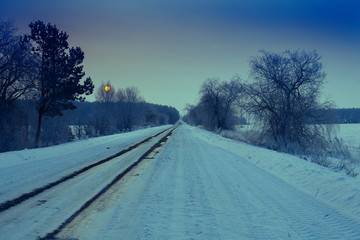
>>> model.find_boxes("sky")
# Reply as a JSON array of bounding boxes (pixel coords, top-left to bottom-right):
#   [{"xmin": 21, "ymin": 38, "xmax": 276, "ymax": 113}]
[{"xmin": 1, "ymin": 0, "xmax": 359, "ymax": 114}]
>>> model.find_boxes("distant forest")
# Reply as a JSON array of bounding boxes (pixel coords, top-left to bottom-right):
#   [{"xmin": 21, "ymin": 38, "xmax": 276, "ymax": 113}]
[
  {"xmin": 1, "ymin": 99, "xmax": 179, "ymax": 153},
  {"xmin": 324, "ymin": 108, "xmax": 360, "ymax": 124}
]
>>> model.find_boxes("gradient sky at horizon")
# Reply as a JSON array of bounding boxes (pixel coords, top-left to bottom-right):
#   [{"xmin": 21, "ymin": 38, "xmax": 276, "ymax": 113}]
[{"xmin": 1, "ymin": 0, "xmax": 359, "ymax": 114}]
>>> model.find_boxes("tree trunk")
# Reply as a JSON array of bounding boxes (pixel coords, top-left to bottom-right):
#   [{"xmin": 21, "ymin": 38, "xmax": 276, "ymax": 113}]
[{"xmin": 35, "ymin": 110, "xmax": 43, "ymax": 148}]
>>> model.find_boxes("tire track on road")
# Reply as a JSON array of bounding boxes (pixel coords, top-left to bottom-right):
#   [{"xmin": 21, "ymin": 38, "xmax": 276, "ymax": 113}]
[{"xmin": 40, "ymin": 127, "xmax": 177, "ymax": 240}]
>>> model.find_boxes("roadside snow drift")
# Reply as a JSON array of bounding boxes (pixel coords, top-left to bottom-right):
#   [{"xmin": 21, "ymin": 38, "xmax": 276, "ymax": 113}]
[{"xmin": 0, "ymin": 125, "xmax": 171, "ymax": 203}]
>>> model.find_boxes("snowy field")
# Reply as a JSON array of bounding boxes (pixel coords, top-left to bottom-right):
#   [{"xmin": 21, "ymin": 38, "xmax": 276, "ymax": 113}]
[{"xmin": 338, "ymin": 123, "xmax": 360, "ymax": 159}]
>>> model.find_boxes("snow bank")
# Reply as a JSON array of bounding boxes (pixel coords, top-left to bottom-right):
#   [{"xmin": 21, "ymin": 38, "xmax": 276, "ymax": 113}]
[
  {"xmin": 188, "ymin": 125, "xmax": 360, "ymax": 222},
  {"xmin": 0, "ymin": 125, "xmax": 171, "ymax": 202}
]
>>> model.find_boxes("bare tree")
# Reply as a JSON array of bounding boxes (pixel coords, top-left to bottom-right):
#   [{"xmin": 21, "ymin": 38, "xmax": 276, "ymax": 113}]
[
  {"xmin": 244, "ymin": 49, "xmax": 333, "ymax": 153},
  {"xmin": 91, "ymin": 81, "xmax": 117, "ymax": 135},
  {"xmin": 185, "ymin": 104, "xmax": 203, "ymax": 126},
  {"xmin": 198, "ymin": 78, "xmax": 222, "ymax": 130},
  {"xmin": 219, "ymin": 77, "xmax": 244, "ymax": 128},
  {"xmin": 116, "ymin": 87, "xmax": 144, "ymax": 131},
  {"xmin": 117, "ymin": 86, "xmax": 144, "ymax": 103},
  {"xmin": 0, "ymin": 20, "xmax": 36, "ymax": 112},
  {"xmin": 197, "ymin": 77, "xmax": 243, "ymax": 131},
  {"xmin": 95, "ymin": 81, "xmax": 116, "ymax": 102},
  {"xmin": 0, "ymin": 20, "xmax": 37, "ymax": 152}
]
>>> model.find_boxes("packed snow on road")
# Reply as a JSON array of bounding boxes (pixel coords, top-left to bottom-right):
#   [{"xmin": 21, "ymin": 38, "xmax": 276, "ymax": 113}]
[{"xmin": 1, "ymin": 124, "xmax": 360, "ymax": 239}]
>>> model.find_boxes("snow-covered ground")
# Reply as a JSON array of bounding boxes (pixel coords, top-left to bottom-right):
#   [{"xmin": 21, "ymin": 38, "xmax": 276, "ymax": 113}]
[
  {"xmin": 338, "ymin": 123, "xmax": 360, "ymax": 159},
  {"xmin": 224, "ymin": 123, "xmax": 360, "ymax": 172},
  {"xmin": 221, "ymin": 124, "xmax": 360, "ymax": 220},
  {"xmin": 200, "ymin": 125, "xmax": 360, "ymax": 221},
  {"xmin": 1, "ymin": 124, "xmax": 359, "ymax": 239},
  {"xmin": 0, "ymin": 125, "xmax": 171, "ymax": 203},
  {"xmin": 56, "ymin": 124, "xmax": 360, "ymax": 240},
  {"xmin": 0, "ymin": 127, "xmax": 174, "ymax": 240}
]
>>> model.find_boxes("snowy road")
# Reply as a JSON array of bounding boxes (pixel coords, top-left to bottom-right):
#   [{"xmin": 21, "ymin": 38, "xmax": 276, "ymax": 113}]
[{"xmin": 57, "ymin": 124, "xmax": 360, "ymax": 240}]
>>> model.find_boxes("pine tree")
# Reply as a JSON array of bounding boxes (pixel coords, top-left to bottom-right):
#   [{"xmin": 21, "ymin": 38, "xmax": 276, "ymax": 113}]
[{"xmin": 27, "ymin": 21, "xmax": 94, "ymax": 147}]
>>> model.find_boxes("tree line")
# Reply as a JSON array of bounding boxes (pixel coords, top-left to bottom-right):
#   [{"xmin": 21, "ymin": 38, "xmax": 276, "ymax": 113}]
[
  {"xmin": 185, "ymin": 49, "xmax": 350, "ymax": 157},
  {"xmin": 324, "ymin": 108, "xmax": 360, "ymax": 124},
  {"xmin": 0, "ymin": 20, "xmax": 179, "ymax": 153},
  {"xmin": 68, "ymin": 81, "xmax": 179, "ymax": 139}
]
